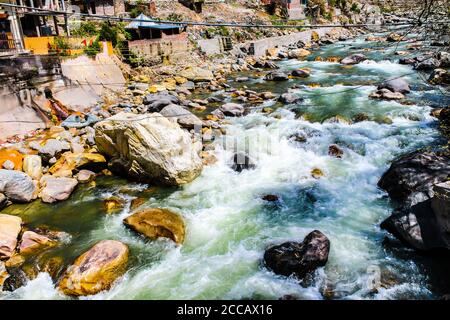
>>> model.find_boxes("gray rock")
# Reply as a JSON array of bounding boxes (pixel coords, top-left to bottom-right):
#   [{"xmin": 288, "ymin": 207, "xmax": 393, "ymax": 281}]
[
  {"xmin": 38, "ymin": 139, "xmax": 70, "ymax": 162},
  {"xmin": 378, "ymin": 150, "xmax": 450, "ymax": 208},
  {"xmin": 437, "ymin": 52, "xmax": 450, "ymax": 68},
  {"xmin": 341, "ymin": 53, "xmax": 366, "ymax": 65},
  {"xmin": 0, "ymin": 169, "xmax": 36, "ymax": 203},
  {"xmin": 143, "ymin": 93, "xmax": 180, "ymax": 112},
  {"xmin": 0, "ymin": 193, "xmax": 7, "ymax": 210},
  {"xmin": 265, "ymin": 71, "xmax": 289, "ymax": 81},
  {"xmin": 414, "ymin": 58, "xmax": 440, "ymax": 70},
  {"xmin": 160, "ymin": 104, "xmax": 202, "ymax": 129},
  {"xmin": 378, "ymin": 78, "xmax": 410, "ymax": 93},
  {"xmin": 264, "ymin": 230, "xmax": 330, "ymax": 279},
  {"xmin": 369, "ymin": 88, "xmax": 405, "ymax": 100},
  {"xmin": 219, "ymin": 103, "xmax": 244, "ymax": 117},
  {"xmin": 278, "ymin": 93, "xmax": 303, "ymax": 104},
  {"xmin": 1, "ymin": 160, "xmax": 15, "ymax": 170},
  {"xmin": 39, "ymin": 176, "xmax": 78, "ymax": 203},
  {"xmin": 61, "ymin": 114, "xmax": 100, "ymax": 129}
]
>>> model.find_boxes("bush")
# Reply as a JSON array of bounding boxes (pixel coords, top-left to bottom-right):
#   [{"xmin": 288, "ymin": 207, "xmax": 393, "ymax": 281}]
[
  {"xmin": 84, "ymin": 39, "xmax": 101, "ymax": 57},
  {"xmin": 71, "ymin": 21, "xmax": 98, "ymax": 37},
  {"xmin": 350, "ymin": 3, "xmax": 360, "ymax": 13},
  {"xmin": 53, "ymin": 37, "xmax": 71, "ymax": 56}
]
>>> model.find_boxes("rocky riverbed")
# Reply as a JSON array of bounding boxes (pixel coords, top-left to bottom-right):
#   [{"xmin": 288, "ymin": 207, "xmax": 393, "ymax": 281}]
[{"xmin": 0, "ymin": 26, "xmax": 449, "ymax": 299}]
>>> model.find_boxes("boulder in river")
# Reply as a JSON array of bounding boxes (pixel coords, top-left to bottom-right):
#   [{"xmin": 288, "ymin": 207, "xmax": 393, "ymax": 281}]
[
  {"xmin": 378, "ymin": 150, "xmax": 450, "ymax": 208},
  {"xmin": 0, "ymin": 193, "xmax": 7, "ymax": 210},
  {"xmin": 0, "ymin": 214, "xmax": 22, "ymax": 260},
  {"xmin": 378, "ymin": 78, "xmax": 410, "ymax": 94},
  {"xmin": 369, "ymin": 88, "xmax": 405, "ymax": 100},
  {"xmin": 19, "ymin": 231, "xmax": 56, "ymax": 254},
  {"xmin": 75, "ymin": 169, "xmax": 96, "ymax": 183},
  {"xmin": 58, "ymin": 240, "xmax": 129, "ymax": 296},
  {"xmin": 123, "ymin": 208, "xmax": 185, "ymax": 244},
  {"xmin": 179, "ymin": 66, "xmax": 214, "ymax": 82},
  {"xmin": 328, "ymin": 145, "xmax": 343, "ymax": 158},
  {"xmin": 287, "ymin": 48, "xmax": 311, "ymax": 59},
  {"xmin": 94, "ymin": 112, "xmax": 203, "ymax": 186},
  {"xmin": 429, "ymin": 68, "xmax": 450, "ymax": 85},
  {"xmin": 290, "ymin": 69, "xmax": 310, "ymax": 78},
  {"xmin": 230, "ymin": 152, "xmax": 256, "ymax": 172},
  {"xmin": 263, "ymin": 230, "xmax": 330, "ymax": 279},
  {"xmin": 414, "ymin": 58, "xmax": 441, "ymax": 71},
  {"xmin": 219, "ymin": 103, "xmax": 245, "ymax": 117},
  {"xmin": 265, "ymin": 71, "xmax": 289, "ymax": 81},
  {"xmin": 278, "ymin": 93, "xmax": 303, "ymax": 104},
  {"xmin": 160, "ymin": 104, "xmax": 202, "ymax": 129},
  {"xmin": 0, "ymin": 169, "xmax": 36, "ymax": 203},
  {"xmin": 39, "ymin": 176, "xmax": 78, "ymax": 203},
  {"xmin": 143, "ymin": 93, "xmax": 180, "ymax": 112},
  {"xmin": 437, "ymin": 51, "xmax": 450, "ymax": 68},
  {"xmin": 340, "ymin": 54, "xmax": 366, "ymax": 65}
]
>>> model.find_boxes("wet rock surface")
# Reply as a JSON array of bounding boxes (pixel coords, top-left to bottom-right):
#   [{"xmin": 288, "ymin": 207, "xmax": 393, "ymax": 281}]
[{"xmin": 264, "ymin": 230, "xmax": 330, "ymax": 280}]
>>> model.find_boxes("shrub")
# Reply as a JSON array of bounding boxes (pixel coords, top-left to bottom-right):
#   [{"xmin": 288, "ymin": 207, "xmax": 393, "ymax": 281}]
[
  {"xmin": 71, "ymin": 21, "xmax": 98, "ymax": 37},
  {"xmin": 84, "ymin": 39, "xmax": 101, "ymax": 57}
]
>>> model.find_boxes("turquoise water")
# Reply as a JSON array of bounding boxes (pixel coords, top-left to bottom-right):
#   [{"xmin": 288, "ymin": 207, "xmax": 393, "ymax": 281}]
[{"xmin": 2, "ymin": 34, "xmax": 448, "ymax": 300}]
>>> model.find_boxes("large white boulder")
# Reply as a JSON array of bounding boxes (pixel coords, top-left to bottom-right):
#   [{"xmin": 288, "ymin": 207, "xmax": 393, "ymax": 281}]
[{"xmin": 94, "ymin": 112, "xmax": 203, "ymax": 186}]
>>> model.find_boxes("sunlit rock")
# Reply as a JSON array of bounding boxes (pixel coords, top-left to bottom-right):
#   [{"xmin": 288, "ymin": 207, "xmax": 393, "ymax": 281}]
[
  {"xmin": 58, "ymin": 240, "xmax": 129, "ymax": 296},
  {"xmin": 123, "ymin": 208, "xmax": 186, "ymax": 244}
]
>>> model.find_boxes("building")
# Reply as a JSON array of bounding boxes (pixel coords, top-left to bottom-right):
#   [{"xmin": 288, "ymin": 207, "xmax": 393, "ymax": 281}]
[
  {"xmin": 69, "ymin": 0, "xmax": 125, "ymax": 16},
  {"xmin": 263, "ymin": 0, "xmax": 308, "ymax": 20},
  {"xmin": 125, "ymin": 13, "xmax": 189, "ymax": 64}
]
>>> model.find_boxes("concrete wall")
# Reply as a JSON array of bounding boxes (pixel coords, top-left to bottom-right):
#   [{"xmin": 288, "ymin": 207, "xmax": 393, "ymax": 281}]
[
  {"xmin": 197, "ymin": 38, "xmax": 222, "ymax": 55},
  {"xmin": 243, "ymin": 27, "xmax": 333, "ymax": 57},
  {"xmin": 0, "ymin": 53, "xmax": 125, "ymax": 140},
  {"xmin": 128, "ymin": 33, "xmax": 190, "ymax": 63}
]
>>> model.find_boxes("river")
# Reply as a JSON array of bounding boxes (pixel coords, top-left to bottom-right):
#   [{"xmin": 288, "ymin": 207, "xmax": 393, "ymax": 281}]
[{"xmin": 2, "ymin": 32, "xmax": 449, "ymax": 300}]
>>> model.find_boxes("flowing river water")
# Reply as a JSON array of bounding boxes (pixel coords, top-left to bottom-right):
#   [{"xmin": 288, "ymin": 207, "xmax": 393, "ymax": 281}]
[{"xmin": 2, "ymin": 33, "xmax": 450, "ymax": 300}]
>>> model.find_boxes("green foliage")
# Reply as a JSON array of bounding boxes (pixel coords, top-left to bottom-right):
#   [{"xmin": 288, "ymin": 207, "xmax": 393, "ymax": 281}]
[
  {"xmin": 129, "ymin": 7, "xmax": 144, "ymax": 18},
  {"xmin": 53, "ymin": 37, "xmax": 71, "ymax": 56},
  {"xmin": 166, "ymin": 13, "xmax": 183, "ymax": 22},
  {"xmin": 83, "ymin": 39, "xmax": 101, "ymax": 57},
  {"xmin": 350, "ymin": 3, "xmax": 360, "ymax": 13},
  {"xmin": 71, "ymin": 21, "xmax": 97, "ymax": 37},
  {"xmin": 98, "ymin": 21, "xmax": 118, "ymax": 46},
  {"xmin": 218, "ymin": 26, "xmax": 229, "ymax": 37}
]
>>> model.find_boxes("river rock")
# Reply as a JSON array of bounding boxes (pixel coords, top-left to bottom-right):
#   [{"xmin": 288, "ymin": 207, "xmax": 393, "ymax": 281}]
[
  {"xmin": 2, "ymin": 267, "xmax": 28, "ymax": 292},
  {"xmin": 179, "ymin": 66, "xmax": 214, "ymax": 82},
  {"xmin": 429, "ymin": 68, "xmax": 450, "ymax": 85},
  {"xmin": 0, "ymin": 261, "xmax": 7, "ymax": 288},
  {"xmin": 230, "ymin": 152, "xmax": 256, "ymax": 172},
  {"xmin": 123, "ymin": 208, "xmax": 185, "ymax": 244},
  {"xmin": 288, "ymin": 48, "xmax": 311, "ymax": 59},
  {"xmin": 387, "ymin": 33, "xmax": 403, "ymax": 42},
  {"xmin": 61, "ymin": 114, "xmax": 100, "ymax": 129},
  {"xmin": 160, "ymin": 104, "xmax": 202, "ymax": 129},
  {"xmin": 341, "ymin": 54, "xmax": 366, "ymax": 65},
  {"xmin": 58, "ymin": 240, "xmax": 129, "ymax": 296},
  {"xmin": 103, "ymin": 196, "xmax": 125, "ymax": 214},
  {"xmin": 290, "ymin": 69, "xmax": 310, "ymax": 78},
  {"xmin": 38, "ymin": 139, "xmax": 71, "ymax": 162},
  {"xmin": 219, "ymin": 103, "xmax": 245, "ymax": 117},
  {"xmin": 378, "ymin": 150, "xmax": 450, "ymax": 208},
  {"xmin": 265, "ymin": 71, "xmax": 289, "ymax": 81},
  {"xmin": 437, "ymin": 51, "xmax": 450, "ymax": 67},
  {"xmin": 0, "ymin": 169, "xmax": 36, "ymax": 203},
  {"xmin": 278, "ymin": 93, "xmax": 303, "ymax": 104},
  {"xmin": 328, "ymin": 145, "xmax": 343, "ymax": 158},
  {"xmin": 22, "ymin": 155, "xmax": 42, "ymax": 180},
  {"xmin": 263, "ymin": 230, "xmax": 330, "ymax": 279},
  {"xmin": 378, "ymin": 78, "xmax": 410, "ymax": 94},
  {"xmin": 19, "ymin": 231, "xmax": 56, "ymax": 254},
  {"xmin": 322, "ymin": 115, "xmax": 351, "ymax": 125},
  {"xmin": 143, "ymin": 93, "xmax": 180, "ymax": 112},
  {"xmin": 262, "ymin": 194, "xmax": 279, "ymax": 202},
  {"xmin": 369, "ymin": 88, "xmax": 405, "ymax": 100},
  {"xmin": 2, "ymin": 160, "xmax": 14, "ymax": 170},
  {"xmin": 414, "ymin": 58, "xmax": 440, "ymax": 71},
  {"xmin": 94, "ymin": 112, "xmax": 203, "ymax": 186},
  {"xmin": 0, "ymin": 193, "xmax": 7, "ymax": 210},
  {"xmin": 0, "ymin": 214, "xmax": 22, "ymax": 260},
  {"xmin": 39, "ymin": 176, "xmax": 78, "ymax": 203},
  {"xmin": 75, "ymin": 169, "xmax": 96, "ymax": 183}
]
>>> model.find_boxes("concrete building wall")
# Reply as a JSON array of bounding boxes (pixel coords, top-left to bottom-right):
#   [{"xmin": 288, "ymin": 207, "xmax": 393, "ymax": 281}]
[{"xmin": 128, "ymin": 33, "xmax": 190, "ymax": 63}]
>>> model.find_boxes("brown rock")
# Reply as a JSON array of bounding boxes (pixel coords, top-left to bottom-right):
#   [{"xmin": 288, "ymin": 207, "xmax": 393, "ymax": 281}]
[
  {"xmin": 123, "ymin": 208, "xmax": 186, "ymax": 244},
  {"xmin": 0, "ymin": 214, "xmax": 22, "ymax": 260},
  {"xmin": 328, "ymin": 145, "xmax": 344, "ymax": 158},
  {"xmin": 130, "ymin": 198, "xmax": 146, "ymax": 211},
  {"xmin": 104, "ymin": 196, "xmax": 125, "ymax": 214},
  {"xmin": 19, "ymin": 231, "xmax": 56, "ymax": 254},
  {"xmin": 58, "ymin": 240, "xmax": 129, "ymax": 296}
]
